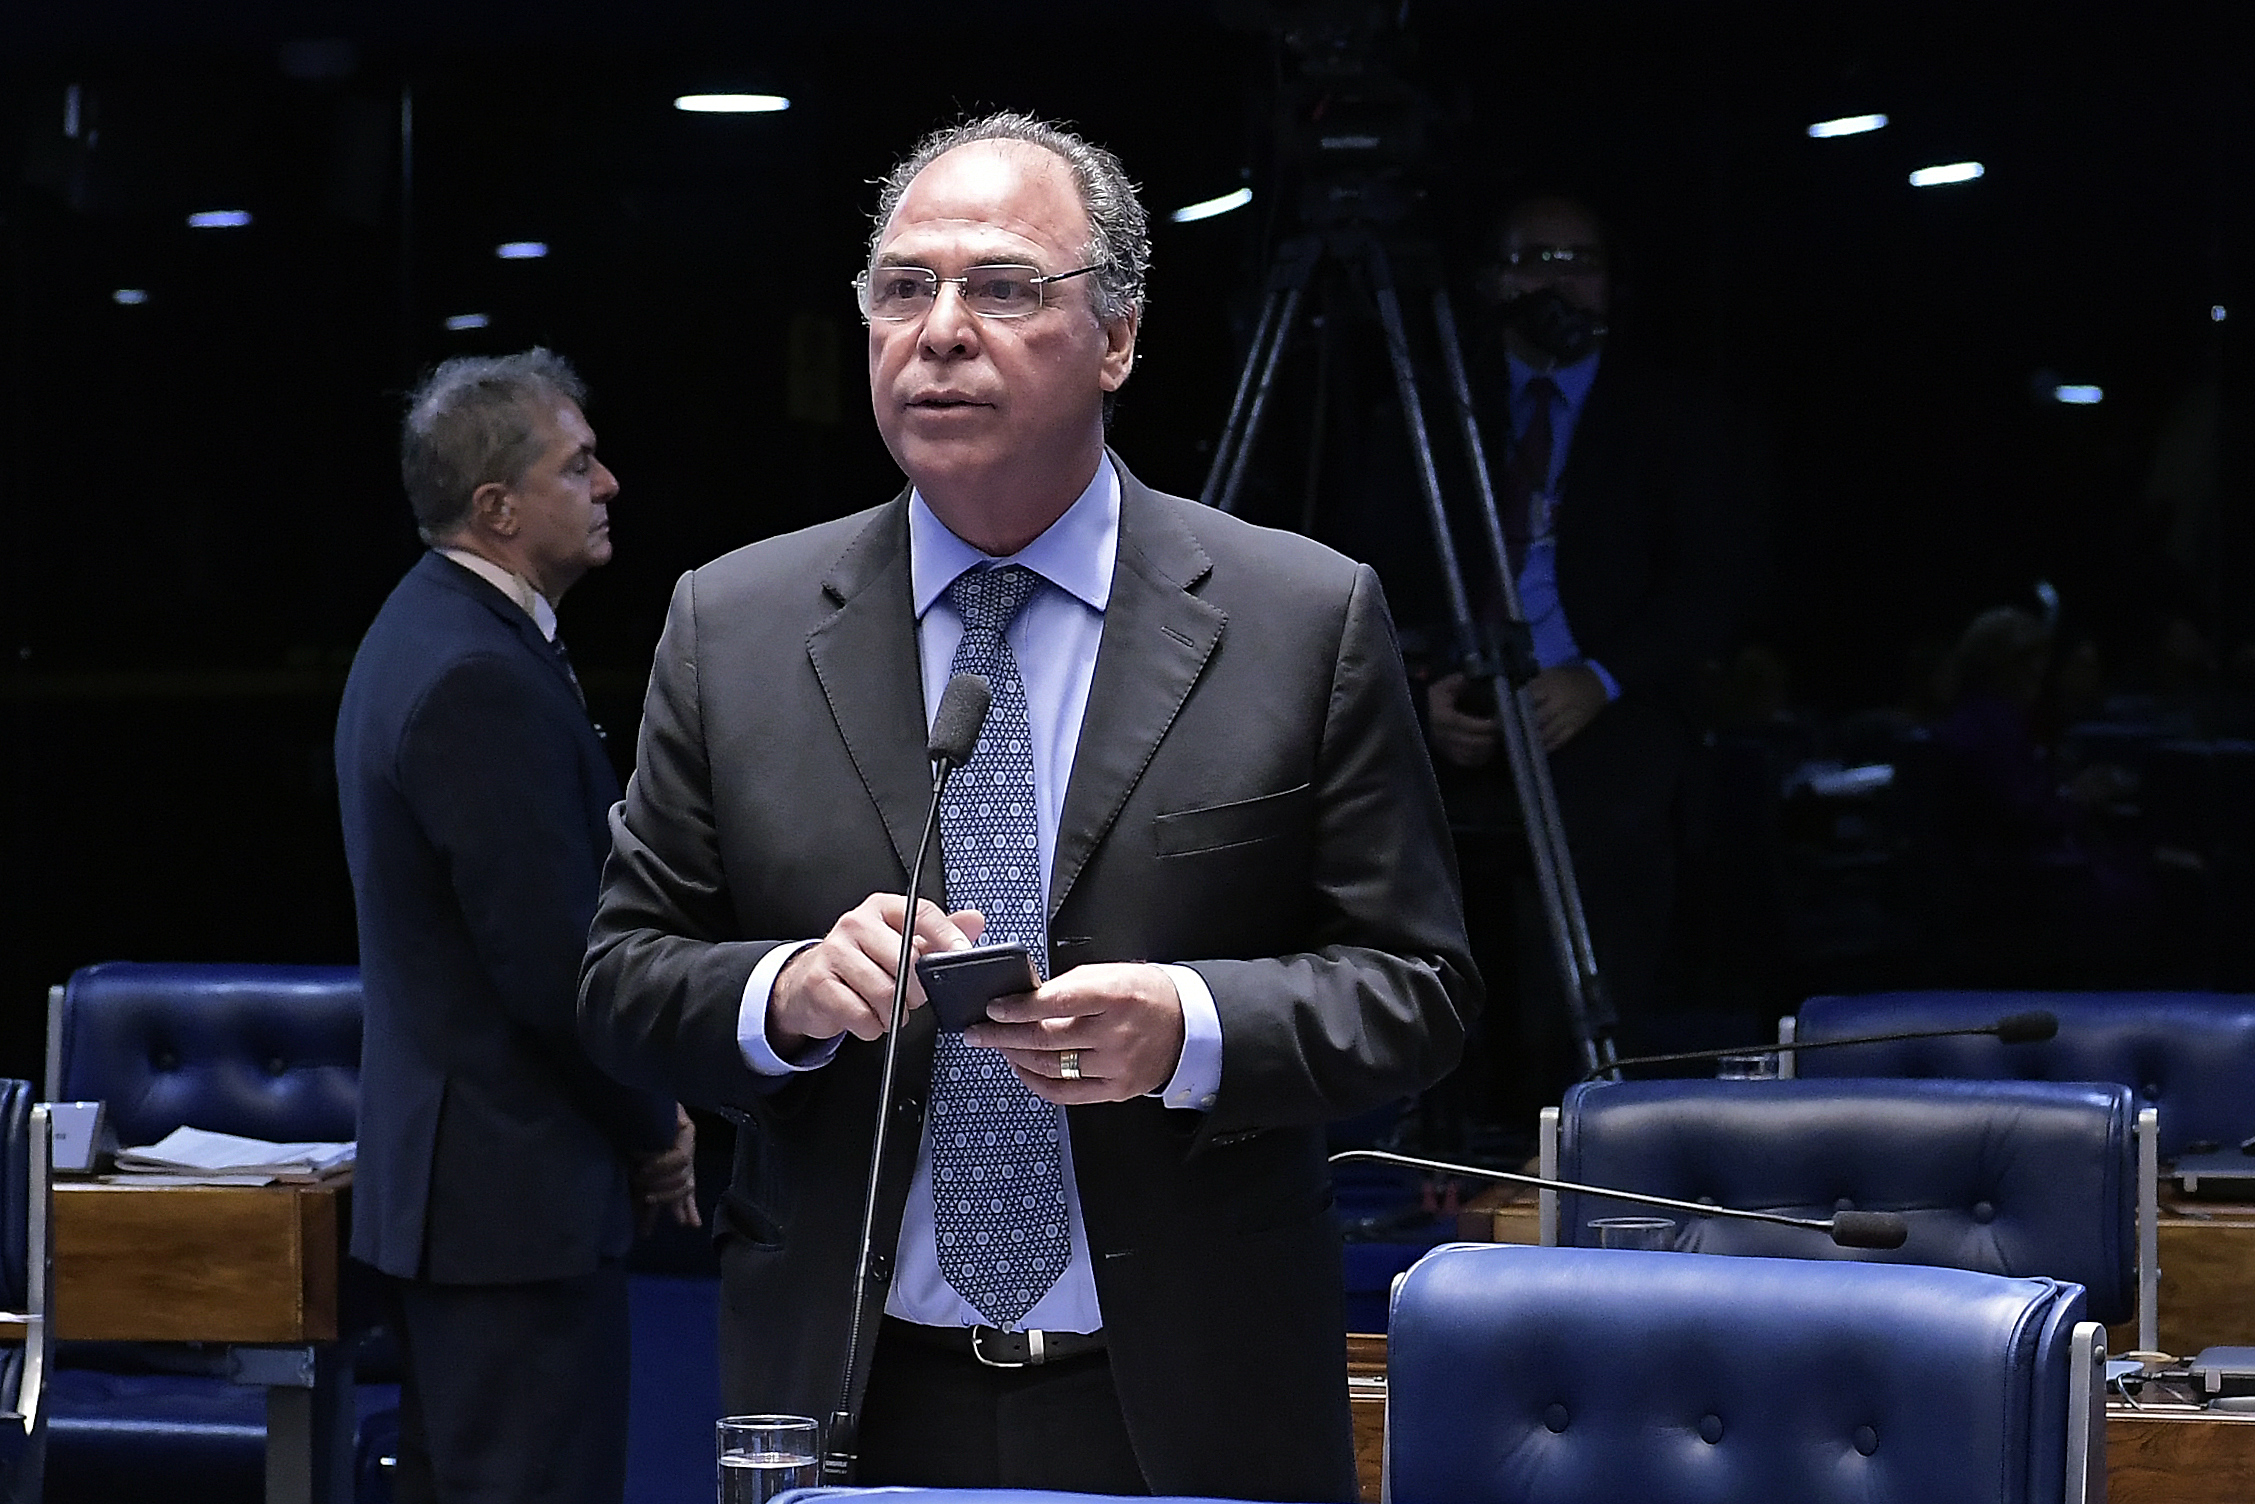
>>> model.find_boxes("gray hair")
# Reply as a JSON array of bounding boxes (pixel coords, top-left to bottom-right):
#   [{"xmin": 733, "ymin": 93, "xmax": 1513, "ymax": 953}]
[
  {"xmin": 868, "ymin": 111, "xmax": 1150, "ymax": 325},
  {"xmin": 400, "ymin": 348, "xmax": 587, "ymax": 544}
]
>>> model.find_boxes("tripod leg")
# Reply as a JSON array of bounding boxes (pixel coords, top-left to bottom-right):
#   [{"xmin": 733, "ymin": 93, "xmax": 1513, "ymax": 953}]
[
  {"xmin": 1428, "ymin": 288, "xmax": 1619, "ymax": 1070},
  {"xmin": 1201, "ymin": 280, "xmax": 1290, "ymax": 506},
  {"xmin": 1212, "ymin": 282, "xmax": 1306, "ymax": 515},
  {"xmin": 1362, "ymin": 233, "xmax": 1612, "ymax": 1075}
]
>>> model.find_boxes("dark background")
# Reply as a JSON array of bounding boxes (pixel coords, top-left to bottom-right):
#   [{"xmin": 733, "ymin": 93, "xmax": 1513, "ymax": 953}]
[{"xmin": 3, "ymin": 1, "xmax": 2248, "ymax": 1083}]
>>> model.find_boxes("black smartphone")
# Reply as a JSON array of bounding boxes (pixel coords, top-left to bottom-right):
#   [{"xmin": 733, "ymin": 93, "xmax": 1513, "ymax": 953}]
[{"xmin": 915, "ymin": 943, "xmax": 1040, "ymax": 1031}]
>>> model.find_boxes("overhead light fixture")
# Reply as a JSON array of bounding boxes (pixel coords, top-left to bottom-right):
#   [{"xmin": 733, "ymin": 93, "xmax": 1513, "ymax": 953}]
[
  {"xmin": 1908, "ymin": 162, "xmax": 1984, "ymax": 188},
  {"xmin": 187, "ymin": 209, "xmax": 253, "ymax": 229},
  {"xmin": 1807, "ymin": 113, "xmax": 1888, "ymax": 139},
  {"xmin": 443, "ymin": 313, "xmax": 490, "ymax": 331},
  {"xmin": 1171, "ymin": 187, "xmax": 1253, "ymax": 224},
  {"xmin": 112, "ymin": 288, "xmax": 148, "ymax": 306},
  {"xmin": 675, "ymin": 93, "xmax": 790, "ymax": 113},
  {"xmin": 495, "ymin": 241, "xmax": 549, "ymax": 260},
  {"xmin": 2052, "ymin": 384, "xmax": 2103, "ymax": 405},
  {"xmin": 2214, "ymin": 305, "xmax": 2229, "ymax": 322}
]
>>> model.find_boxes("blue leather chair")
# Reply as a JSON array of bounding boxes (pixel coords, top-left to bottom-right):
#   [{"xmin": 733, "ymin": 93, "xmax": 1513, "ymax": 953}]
[
  {"xmin": 1387, "ymin": 1243, "xmax": 2105, "ymax": 1504},
  {"xmin": 2, "ymin": 1081, "xmax": 53, "ymax": 1504},
  {"xmin": 1539, "ymin": 1078, "xmax": 2151, "ymax": 1350},
  {"xmin": 1788, "ymin": 990, "xmax": 2255, "ymax": 1161},
  {"xmin": 40, "ymin": 961, "xmax": 388, "ymax": 1504}
]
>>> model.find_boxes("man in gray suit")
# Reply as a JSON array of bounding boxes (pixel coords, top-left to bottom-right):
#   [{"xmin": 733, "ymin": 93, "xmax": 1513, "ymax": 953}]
[{"xmin": 579, "ymin": 113, "xmax": 1475, "ymax": 1501}]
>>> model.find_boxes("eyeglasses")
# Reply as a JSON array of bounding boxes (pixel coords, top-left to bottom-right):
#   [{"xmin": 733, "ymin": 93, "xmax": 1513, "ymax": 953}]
[
  {"xmin": 1502, "ymin": 245, "xmax": 1607, "ymax": 277},
  {"xmin": 853, "ymin": 263, "xmax": 1100, "ymax": 322}
]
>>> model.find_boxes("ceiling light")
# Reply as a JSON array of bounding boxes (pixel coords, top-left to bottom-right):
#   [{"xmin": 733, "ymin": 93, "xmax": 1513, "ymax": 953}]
[
  {"xmin": 1171, "ymin": 187, "xmax": 1253, "ymax": 224},
  {"xmin": 675, "ymin": 93, "xmax": 790, "ymax": 113},
  {"xmin": 443, "ymin": 313, "xmax": 490, "ymax": 331},
  {"xmin": 1807, "ymin": 113, "xmax": 1888, "ymax": 139},
  {"xmin": 187, "ymin": 209, "xmax": 252, "ymax": 229},
  {"xmin": 2214, "ymin": 305, "xmax": 2229, "ymax": 322},
  {"xmin": 1908, "ymin": 162, "xmax": 1984, "ymax": 188},
  {"xmin": 2052, "ymin": 384, "xmax": 2103, "ymax": 405},
  {"xmin": 112, "ymin": 288, "xmax": 148, "ymax": 306},
  {"xmin": 495, "ymin": 241, "xmax": 549, "ymax": 260}
]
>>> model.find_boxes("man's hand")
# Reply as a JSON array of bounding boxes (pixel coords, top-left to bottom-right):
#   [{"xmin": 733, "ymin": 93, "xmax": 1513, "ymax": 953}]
[
  {"xmin": 768, "ymin": 895, "xmax": 985, "ymax": 1057},
  {"xmin": 632, "ymin": 1104, "xmax": 699, "ymax": 1235},
  {"xmin": 967, "ymin": 962, "xmax": 1186, "ymax": 1105},
  {"xmin": 1528, "ymin": 664, "xmax": 1608, "ymax": 751},
  {"xmin": 1426, "ymin": 673, "xmax": 1501, "ymax": 768}
]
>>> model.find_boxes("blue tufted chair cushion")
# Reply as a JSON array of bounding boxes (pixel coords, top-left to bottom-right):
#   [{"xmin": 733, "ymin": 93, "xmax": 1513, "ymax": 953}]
[
  {"xmin": 1556, "ymin": 1077, "xmax": 2137, "ymax": 1326},
  {"xmin": 1388, "ymin": 1243, "xmax": 2086, "ymax": 1504},
  {"xmin": 53, "ymin": 963, "xmax": 361, "ymax": 1146},
  {"xmin": 1796, "ymin": 991, "xmax": 2255, "ymax": 1159}
]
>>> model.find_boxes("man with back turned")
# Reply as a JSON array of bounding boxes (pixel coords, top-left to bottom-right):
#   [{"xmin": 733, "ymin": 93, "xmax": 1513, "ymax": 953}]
[
  {"xmin": 337, "ymin": 349, "xmax": 696, "ymax": 1504},
  {"xmin": 579, "ymin": 114, "xmax": 1475, "ymax": 1500}
]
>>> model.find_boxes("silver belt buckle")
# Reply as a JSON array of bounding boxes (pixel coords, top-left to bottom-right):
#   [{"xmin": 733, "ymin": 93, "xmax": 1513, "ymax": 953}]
[{"xmin": 969, "ymin": 1327, "xmax": 1042, "ymax": 1368}]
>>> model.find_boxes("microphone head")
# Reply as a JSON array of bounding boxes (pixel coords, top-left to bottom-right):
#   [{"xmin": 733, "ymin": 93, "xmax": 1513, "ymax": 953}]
[
  {"xmin": 1829, "ymin": 1210, "xmax": 1910, "ymax": 1250},
  {"xmin": 928, "ymin": 674, "xmax": 991, "ymax": 767},
  {"xmin": 1994, "ymin": 1010, "xmax": 2059, "ymax": 1045}
]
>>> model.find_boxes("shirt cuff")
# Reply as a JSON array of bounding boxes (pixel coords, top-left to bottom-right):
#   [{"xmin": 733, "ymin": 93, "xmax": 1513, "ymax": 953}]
[
  {"xmin": 1154, "ymin": 963, "xmax": 1222, "ymax": 1111},
  {"xmin": 1585, "ymin": 660, "xmax": 1621, "ymax": 701},
  {"xmin": 738, "ymin": 940, "xmax": 842, "ymax": 1076}
]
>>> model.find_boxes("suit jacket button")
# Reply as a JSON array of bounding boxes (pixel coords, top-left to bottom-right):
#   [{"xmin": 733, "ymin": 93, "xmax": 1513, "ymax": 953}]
[{"xmin": 869, "ymin": 1253, "xmax": 892, "ymax": 1283}]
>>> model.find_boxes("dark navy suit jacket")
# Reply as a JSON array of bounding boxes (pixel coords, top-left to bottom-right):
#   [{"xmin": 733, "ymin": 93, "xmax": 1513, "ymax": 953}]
[{"xmin": 337, "ymin": 551, "xmax": 675, "ymax": 1284}]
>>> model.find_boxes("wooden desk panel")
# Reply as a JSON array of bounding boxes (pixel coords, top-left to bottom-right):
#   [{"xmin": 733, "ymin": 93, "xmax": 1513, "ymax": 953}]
[{"xmin": 52, "ymin": 1177, "xmax": 343, "ymax": 1343}]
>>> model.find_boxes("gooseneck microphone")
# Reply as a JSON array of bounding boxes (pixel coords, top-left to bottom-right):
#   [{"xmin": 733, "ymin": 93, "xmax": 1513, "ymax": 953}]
[
  {"xmin": 1576, "ymin": 1010, "xmax": 2060, "ymax": 1085},
  {"xmin": 826, "ymin": 672, "xmax": 991, "ymax": 1485},
  {"xmin": 1330, "ymin": 1148, "xmax": 1911, "ymax": 1251}
]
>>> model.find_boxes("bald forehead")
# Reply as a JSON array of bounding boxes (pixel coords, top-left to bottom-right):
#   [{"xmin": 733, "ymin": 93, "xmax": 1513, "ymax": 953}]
[{"xmin": 881, "ymin": 139, "xmax": 1092, "ymax": 252}]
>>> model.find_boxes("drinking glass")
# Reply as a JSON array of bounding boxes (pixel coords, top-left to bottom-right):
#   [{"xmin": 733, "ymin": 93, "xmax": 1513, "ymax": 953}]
[
  {"xmin": 1589, "ymin": 1216, "xmax": 1677, "ymax": 1250},
  {"xmin": 717, "ymin": 1415, "xmax": 820, "ymax": 1504}
]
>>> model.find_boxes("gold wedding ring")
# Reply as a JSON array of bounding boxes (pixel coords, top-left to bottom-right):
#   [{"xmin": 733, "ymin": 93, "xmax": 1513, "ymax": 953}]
[{"xmin": 1058, "ymin": 1049, "xmax": 1082, "ymax": 1081}]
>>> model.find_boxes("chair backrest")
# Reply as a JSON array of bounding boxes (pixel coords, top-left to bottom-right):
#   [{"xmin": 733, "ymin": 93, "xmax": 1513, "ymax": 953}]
[
  {"xmin": 2, "ymin": 1077, "xmax": 53, "ymax": 1469},
  {"xmin": 1549, "ymin": 1077, "xmax": 2139, "ymax": 1327},
  {"xmin": 1793, "ymin": 990, "xmax": 2255, "ymax": 1158},
  {"xmin": 46, "ymin": 963, "xmax": 361, "ymax": 1146},
  {"xmin": 1386, "ymin": 1243, "xmax": 2102, "ymax": 1504}
]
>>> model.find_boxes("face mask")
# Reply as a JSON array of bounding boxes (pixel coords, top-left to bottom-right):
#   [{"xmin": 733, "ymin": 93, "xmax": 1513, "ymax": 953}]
[{"xmin": 1501, "ymin": 288, "xmax": 1608, "ymax": 365}]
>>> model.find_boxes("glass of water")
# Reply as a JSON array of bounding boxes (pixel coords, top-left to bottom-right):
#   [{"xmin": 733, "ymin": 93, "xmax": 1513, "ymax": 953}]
[
  {"xmin": 1589, "ymin": 1216, "xmax": 1677, "ymax": 1250},
  {"xmin": 717, "ymin": 1414, "xmax": 820, "ymax": 1504}
]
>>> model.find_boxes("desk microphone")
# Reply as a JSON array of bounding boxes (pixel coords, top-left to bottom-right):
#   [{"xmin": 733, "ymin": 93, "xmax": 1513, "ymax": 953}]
[
  {"xmin": 826, "ymin": 672, "xmax": 990, "ymax": 1485},
  {"xmin": 1576, "ymin": 1010, "xmax": 2059, "ymax": 1085},
  {"xmin": 1330, "ymin": 1148, "xmax": 1911, "ymax": 1250}
]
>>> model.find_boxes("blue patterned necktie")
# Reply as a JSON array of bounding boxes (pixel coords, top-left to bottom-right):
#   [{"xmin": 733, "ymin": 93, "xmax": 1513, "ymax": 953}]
[{"xmin": 928, "ymin": 563, "xmax": 1069, "ymax": 1327}]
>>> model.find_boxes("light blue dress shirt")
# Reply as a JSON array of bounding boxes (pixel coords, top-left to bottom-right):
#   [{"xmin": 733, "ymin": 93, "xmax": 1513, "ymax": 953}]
[
  {"xmin": 1508, "ymin": 350, "xmax": 1619, "ymax": 701},
  {"xmin": 733, "ymin": 455, "xmax": 1225, "ymax": 1333}
]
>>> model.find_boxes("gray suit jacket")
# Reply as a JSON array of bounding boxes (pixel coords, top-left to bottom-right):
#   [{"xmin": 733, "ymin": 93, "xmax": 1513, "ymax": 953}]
[{"xmin": 579, "ymin": 458, "xmax": 1476, "ymax": 1500}]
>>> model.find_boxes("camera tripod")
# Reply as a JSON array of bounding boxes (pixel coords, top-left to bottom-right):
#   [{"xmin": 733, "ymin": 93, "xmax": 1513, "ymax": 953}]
[{"xmin": 1201, "ymin": 225, "xmax": 1621, "ymax": 1077}]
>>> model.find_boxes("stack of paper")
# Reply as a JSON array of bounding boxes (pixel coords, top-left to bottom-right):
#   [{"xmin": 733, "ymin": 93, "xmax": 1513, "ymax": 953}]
[{"xmin": 114, "ymin": 1126, "xmax": 355, "ymax": 1181}]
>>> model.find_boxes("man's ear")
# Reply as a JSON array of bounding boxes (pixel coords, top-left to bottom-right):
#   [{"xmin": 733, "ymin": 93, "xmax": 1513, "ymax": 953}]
[
  {"xmin": 469, "ymin": 480, "xmax": 516, "ymax": 538},
  {"xmin": 1098, "ymin": 308, "xmax": 1139, "ymax": 394}
]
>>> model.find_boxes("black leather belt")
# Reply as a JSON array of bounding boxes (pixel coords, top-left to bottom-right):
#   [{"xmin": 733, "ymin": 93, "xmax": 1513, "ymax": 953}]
[{"xmin": 883, "ymin": 1316, "xmax": 1107, "ymax": 1369}]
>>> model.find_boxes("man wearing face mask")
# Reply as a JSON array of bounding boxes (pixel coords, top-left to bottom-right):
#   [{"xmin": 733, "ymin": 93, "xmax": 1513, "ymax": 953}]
[{"xmin": 1419, "ymin": 193, "xmax": 1762, "ymax": 1101}]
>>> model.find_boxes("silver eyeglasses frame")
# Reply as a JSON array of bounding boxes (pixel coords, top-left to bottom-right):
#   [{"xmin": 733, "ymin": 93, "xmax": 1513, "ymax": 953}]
[{"xmin": 853, "ymin": 263, "xmax": 1101, "ymax": 323}]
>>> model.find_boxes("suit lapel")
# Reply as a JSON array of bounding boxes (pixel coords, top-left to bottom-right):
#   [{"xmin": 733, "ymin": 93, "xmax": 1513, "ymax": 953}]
[
  {"xmin": 420, "ymin": 552, "xmax": 584, "ymax": 707},
  {"xmin": 1051, "ymin": 462, "xmax": 1224, "ymax": 918},
  {"xmin": 805, "ymin": 496, "xmax": 936, "ymax": 886}
]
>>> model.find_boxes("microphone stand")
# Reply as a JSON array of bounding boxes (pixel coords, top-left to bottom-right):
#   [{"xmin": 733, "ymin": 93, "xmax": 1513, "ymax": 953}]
[
  {"xmin": 824, "ymin": 746, "xmax": 968, "ymax": 1483},
  {"xmin": 1573, "ymin": 1012, "xmax": 2059, "ymax": 1085},
  {"xmin": 1330, "ymin": 1148, "xmax": 1909, "ymax": 1249}
]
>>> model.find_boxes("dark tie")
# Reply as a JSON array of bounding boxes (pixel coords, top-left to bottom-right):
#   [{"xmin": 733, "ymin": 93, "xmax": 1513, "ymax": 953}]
[
  {"xmin": 548, "ymin": 632, "xmax": 587, "ymax": 710},
  {"xmin": 928, "ymin": 564, "xmax": 1069, "ymax": 1327},
  {"xmin": 1500, "ymin": 375, "xmax": 1559, "ymax": 576}
]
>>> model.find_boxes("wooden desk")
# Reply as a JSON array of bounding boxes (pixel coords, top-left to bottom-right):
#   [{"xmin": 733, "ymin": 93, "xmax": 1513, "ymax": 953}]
[
  {"xmin": 1344, "ymin": 1330, "xmax": 2255, "ymax": 1504},
  {"xmin": 52, "ymin": 1176, "xmax": 342, "ymax": 1343},
  {"xmin": 47, "ymin": 1174, "xmax": 356, "ymax": 1504}
]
